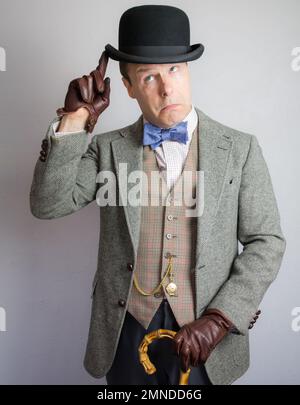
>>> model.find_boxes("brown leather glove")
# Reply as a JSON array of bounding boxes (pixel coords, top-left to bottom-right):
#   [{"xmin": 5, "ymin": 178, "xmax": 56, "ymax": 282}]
[
  {"xmin": 173, "ymin": 308, "xmax": 261, "ymax": 372},
  {"xmin": 172, "ymin": 308, "xmax": 235, "ymax": 372},
  {"xmin": 56, "ymin": 50, "xmax": 110, "ymax": 133}
]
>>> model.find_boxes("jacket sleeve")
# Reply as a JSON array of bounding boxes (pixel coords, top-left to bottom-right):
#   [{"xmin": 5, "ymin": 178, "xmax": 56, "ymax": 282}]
[
  {"xmin": 206, "ymin": 134, "xmax": 286, "ymax": 335},
  {"xmin": 29, "ymin": 117, "xmax": 99, "ymax": 219}
]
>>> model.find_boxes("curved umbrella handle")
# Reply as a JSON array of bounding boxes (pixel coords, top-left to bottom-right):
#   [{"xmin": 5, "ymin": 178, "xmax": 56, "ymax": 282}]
[{"xmin": 138, "ymin": 328, "xmax": 191, "ymax": 385}]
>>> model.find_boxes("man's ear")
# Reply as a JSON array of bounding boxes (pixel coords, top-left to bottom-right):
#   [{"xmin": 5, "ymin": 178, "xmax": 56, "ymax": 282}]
[{"xmin": 122, "ymin": 77, "xmax": 136, "ymax": 99}]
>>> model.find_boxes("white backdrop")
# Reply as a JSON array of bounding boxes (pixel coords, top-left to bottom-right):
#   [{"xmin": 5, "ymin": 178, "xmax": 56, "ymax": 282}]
[{"xmin": 0, "ymin": 0, "xmax": 299, "ymax": 384}]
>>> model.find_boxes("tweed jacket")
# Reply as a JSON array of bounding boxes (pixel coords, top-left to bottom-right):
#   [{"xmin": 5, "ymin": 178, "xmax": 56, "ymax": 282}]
[{"xmin": 29, "ymin": 107, "xmax": 286, "ymax": 384}]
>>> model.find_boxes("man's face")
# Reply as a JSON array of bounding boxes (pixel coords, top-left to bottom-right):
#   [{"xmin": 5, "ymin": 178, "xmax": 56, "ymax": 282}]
[{"xmin": 122, "ymin": 62, "xmax": 192, "ymax": 128}]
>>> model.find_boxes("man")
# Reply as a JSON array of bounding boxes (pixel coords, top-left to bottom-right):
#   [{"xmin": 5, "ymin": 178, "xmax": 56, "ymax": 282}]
[{"xmin": 30, "ymin": 5, "xmax": 285, "ymax": 385}]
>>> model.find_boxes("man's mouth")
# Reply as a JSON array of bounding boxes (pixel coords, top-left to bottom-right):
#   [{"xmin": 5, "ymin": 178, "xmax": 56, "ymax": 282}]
[{"xmin": 161, "ymin": 104, "xmax": 179, "ymax": 111}]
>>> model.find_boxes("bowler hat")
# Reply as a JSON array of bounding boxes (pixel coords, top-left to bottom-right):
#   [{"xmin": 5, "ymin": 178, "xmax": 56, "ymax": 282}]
[{"xmin": 105, "ymin": 5, "xmax": 204, "ymax": 64}]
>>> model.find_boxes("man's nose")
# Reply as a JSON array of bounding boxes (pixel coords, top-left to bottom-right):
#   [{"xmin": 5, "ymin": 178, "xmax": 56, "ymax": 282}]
[{"xmin": 160, "ymin": 78, "xmax": 173, "ymax": 97}]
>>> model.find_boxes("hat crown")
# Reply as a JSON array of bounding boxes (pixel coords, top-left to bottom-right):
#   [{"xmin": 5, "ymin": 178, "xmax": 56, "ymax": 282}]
[
  {"xmin": 104, "ymin": 4, "xmax": 204, "ymax": 64},
  {"xmin": 118, "ymin": 5, "xmax": 190, "ymax": 47}
]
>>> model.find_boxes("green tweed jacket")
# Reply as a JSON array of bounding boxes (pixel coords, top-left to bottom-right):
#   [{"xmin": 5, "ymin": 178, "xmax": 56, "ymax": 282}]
[{"xmin": 29, "ymin": 108, "xmax": 286, "ymax": 384}]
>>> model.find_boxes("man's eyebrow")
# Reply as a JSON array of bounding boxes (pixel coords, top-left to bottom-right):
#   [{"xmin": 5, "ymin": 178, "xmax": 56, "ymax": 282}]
[
  {"xmin": 136, "ymin": 67, "xmax": 157, "ymax": 74},
  {"xmin": 136, "ymin": 64, "xmax": 180, "ymax": 75}
]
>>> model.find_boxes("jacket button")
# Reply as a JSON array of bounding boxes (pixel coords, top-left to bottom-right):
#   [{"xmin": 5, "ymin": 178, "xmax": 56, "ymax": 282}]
[
  {"xmin": 127, "ymin": 263, "xmax": 133, "ymax": 271},
  {"xmin": 39, "ymin": 156, "xmax": 46, "ymax": 162},
  {"xmin": 118, "ymin": 299, "xmax": 126, "ymax": 307}
]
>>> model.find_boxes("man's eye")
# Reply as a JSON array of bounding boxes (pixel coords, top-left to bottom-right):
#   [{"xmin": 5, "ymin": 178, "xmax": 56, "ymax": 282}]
[
  {"xmin": 144, "ymin": 75, "xmax": 154, "ymax": 83},
  {"xmin": 144, "ymin": 66, "xmax": 178, "ymax": 83}
]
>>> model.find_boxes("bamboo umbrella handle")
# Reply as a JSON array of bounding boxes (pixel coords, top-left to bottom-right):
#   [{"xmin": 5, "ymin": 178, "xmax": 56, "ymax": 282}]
[{"xmin": 138, "ymin": 328, "xmax": 191, "ymax": 385}]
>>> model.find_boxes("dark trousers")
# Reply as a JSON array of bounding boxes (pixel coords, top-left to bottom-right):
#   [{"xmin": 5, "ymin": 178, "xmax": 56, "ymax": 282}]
[{"xmin": 106, "ymin": 298, "xmax": 212, "ymax": 385}]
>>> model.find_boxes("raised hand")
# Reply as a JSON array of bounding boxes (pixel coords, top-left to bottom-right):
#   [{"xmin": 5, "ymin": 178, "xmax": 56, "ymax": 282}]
[{"xmin": 56, "ymin": 50, "xmax": 111, "ymax": 133}]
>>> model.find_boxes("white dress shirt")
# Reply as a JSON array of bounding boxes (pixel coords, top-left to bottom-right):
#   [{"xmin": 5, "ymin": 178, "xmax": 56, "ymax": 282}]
[
  {"xmin": 143, "ymin": 105, "xmax": 198, "ymax": 189},
  {"xmin": 52, "ymin": 104, "xmax": 198, "ymax": 190}
]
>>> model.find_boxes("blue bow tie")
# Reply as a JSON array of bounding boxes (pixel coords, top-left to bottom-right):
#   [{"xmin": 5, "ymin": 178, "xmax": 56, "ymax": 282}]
[{"xmin": 143, "ymin": 121, "xmax": 188, "ymax": 150}]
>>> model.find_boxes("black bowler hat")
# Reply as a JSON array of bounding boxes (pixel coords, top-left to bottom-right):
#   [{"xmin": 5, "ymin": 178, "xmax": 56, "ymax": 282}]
[{"xmin": 105, "ymin": 5, "xmax": 204, "ymax": 64}]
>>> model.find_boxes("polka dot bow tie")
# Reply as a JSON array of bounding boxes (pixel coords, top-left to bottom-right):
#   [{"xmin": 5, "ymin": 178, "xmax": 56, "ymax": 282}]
[{"xmin": 143, "ymin": 121, "xmax": 188, "ymax": 150}]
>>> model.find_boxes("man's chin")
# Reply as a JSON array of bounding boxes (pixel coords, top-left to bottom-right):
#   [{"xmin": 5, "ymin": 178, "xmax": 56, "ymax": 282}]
[{"xmin": 158, "ymin": 108, "xmax": 185, "ymax": 127}]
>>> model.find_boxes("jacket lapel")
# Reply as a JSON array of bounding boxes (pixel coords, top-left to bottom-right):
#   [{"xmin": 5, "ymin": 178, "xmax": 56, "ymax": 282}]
[
  {"xmin": 194, "ymin": 108, "xmax": 233, "ymax": 270},
  {"xmin": 111, "ymin": 108, "xmax": 233, "ymax": 265},
  {"xmin": 111, "ymin": 115, "xmax": 144, "ymax": 258}
]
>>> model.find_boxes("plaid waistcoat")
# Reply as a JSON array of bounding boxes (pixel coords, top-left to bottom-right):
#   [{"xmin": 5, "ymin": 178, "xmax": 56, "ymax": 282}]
[{"xmin": 127, "ymin": 124, "xmax": 199, "ymax": 329}]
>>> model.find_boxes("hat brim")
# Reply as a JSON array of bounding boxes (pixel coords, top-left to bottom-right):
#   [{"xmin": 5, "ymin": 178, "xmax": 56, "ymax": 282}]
[{"xmin": 104, "ymin": 43, "xmax": 204, "ymax": 64}]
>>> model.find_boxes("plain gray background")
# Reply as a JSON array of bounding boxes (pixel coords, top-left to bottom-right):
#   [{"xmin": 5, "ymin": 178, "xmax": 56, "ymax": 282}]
[{"xmin": 0, "ymin": 0, "xmax": 299, "ymax": 384}]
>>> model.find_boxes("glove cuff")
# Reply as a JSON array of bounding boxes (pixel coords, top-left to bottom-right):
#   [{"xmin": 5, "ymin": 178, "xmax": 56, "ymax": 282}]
[
  {"xmin": 56, "ymin": 107, "xmax": 70, "ymax": 117},
  {"xmin": 202, "ymin": 308, "xmax": 236, "ymax": 332}
]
